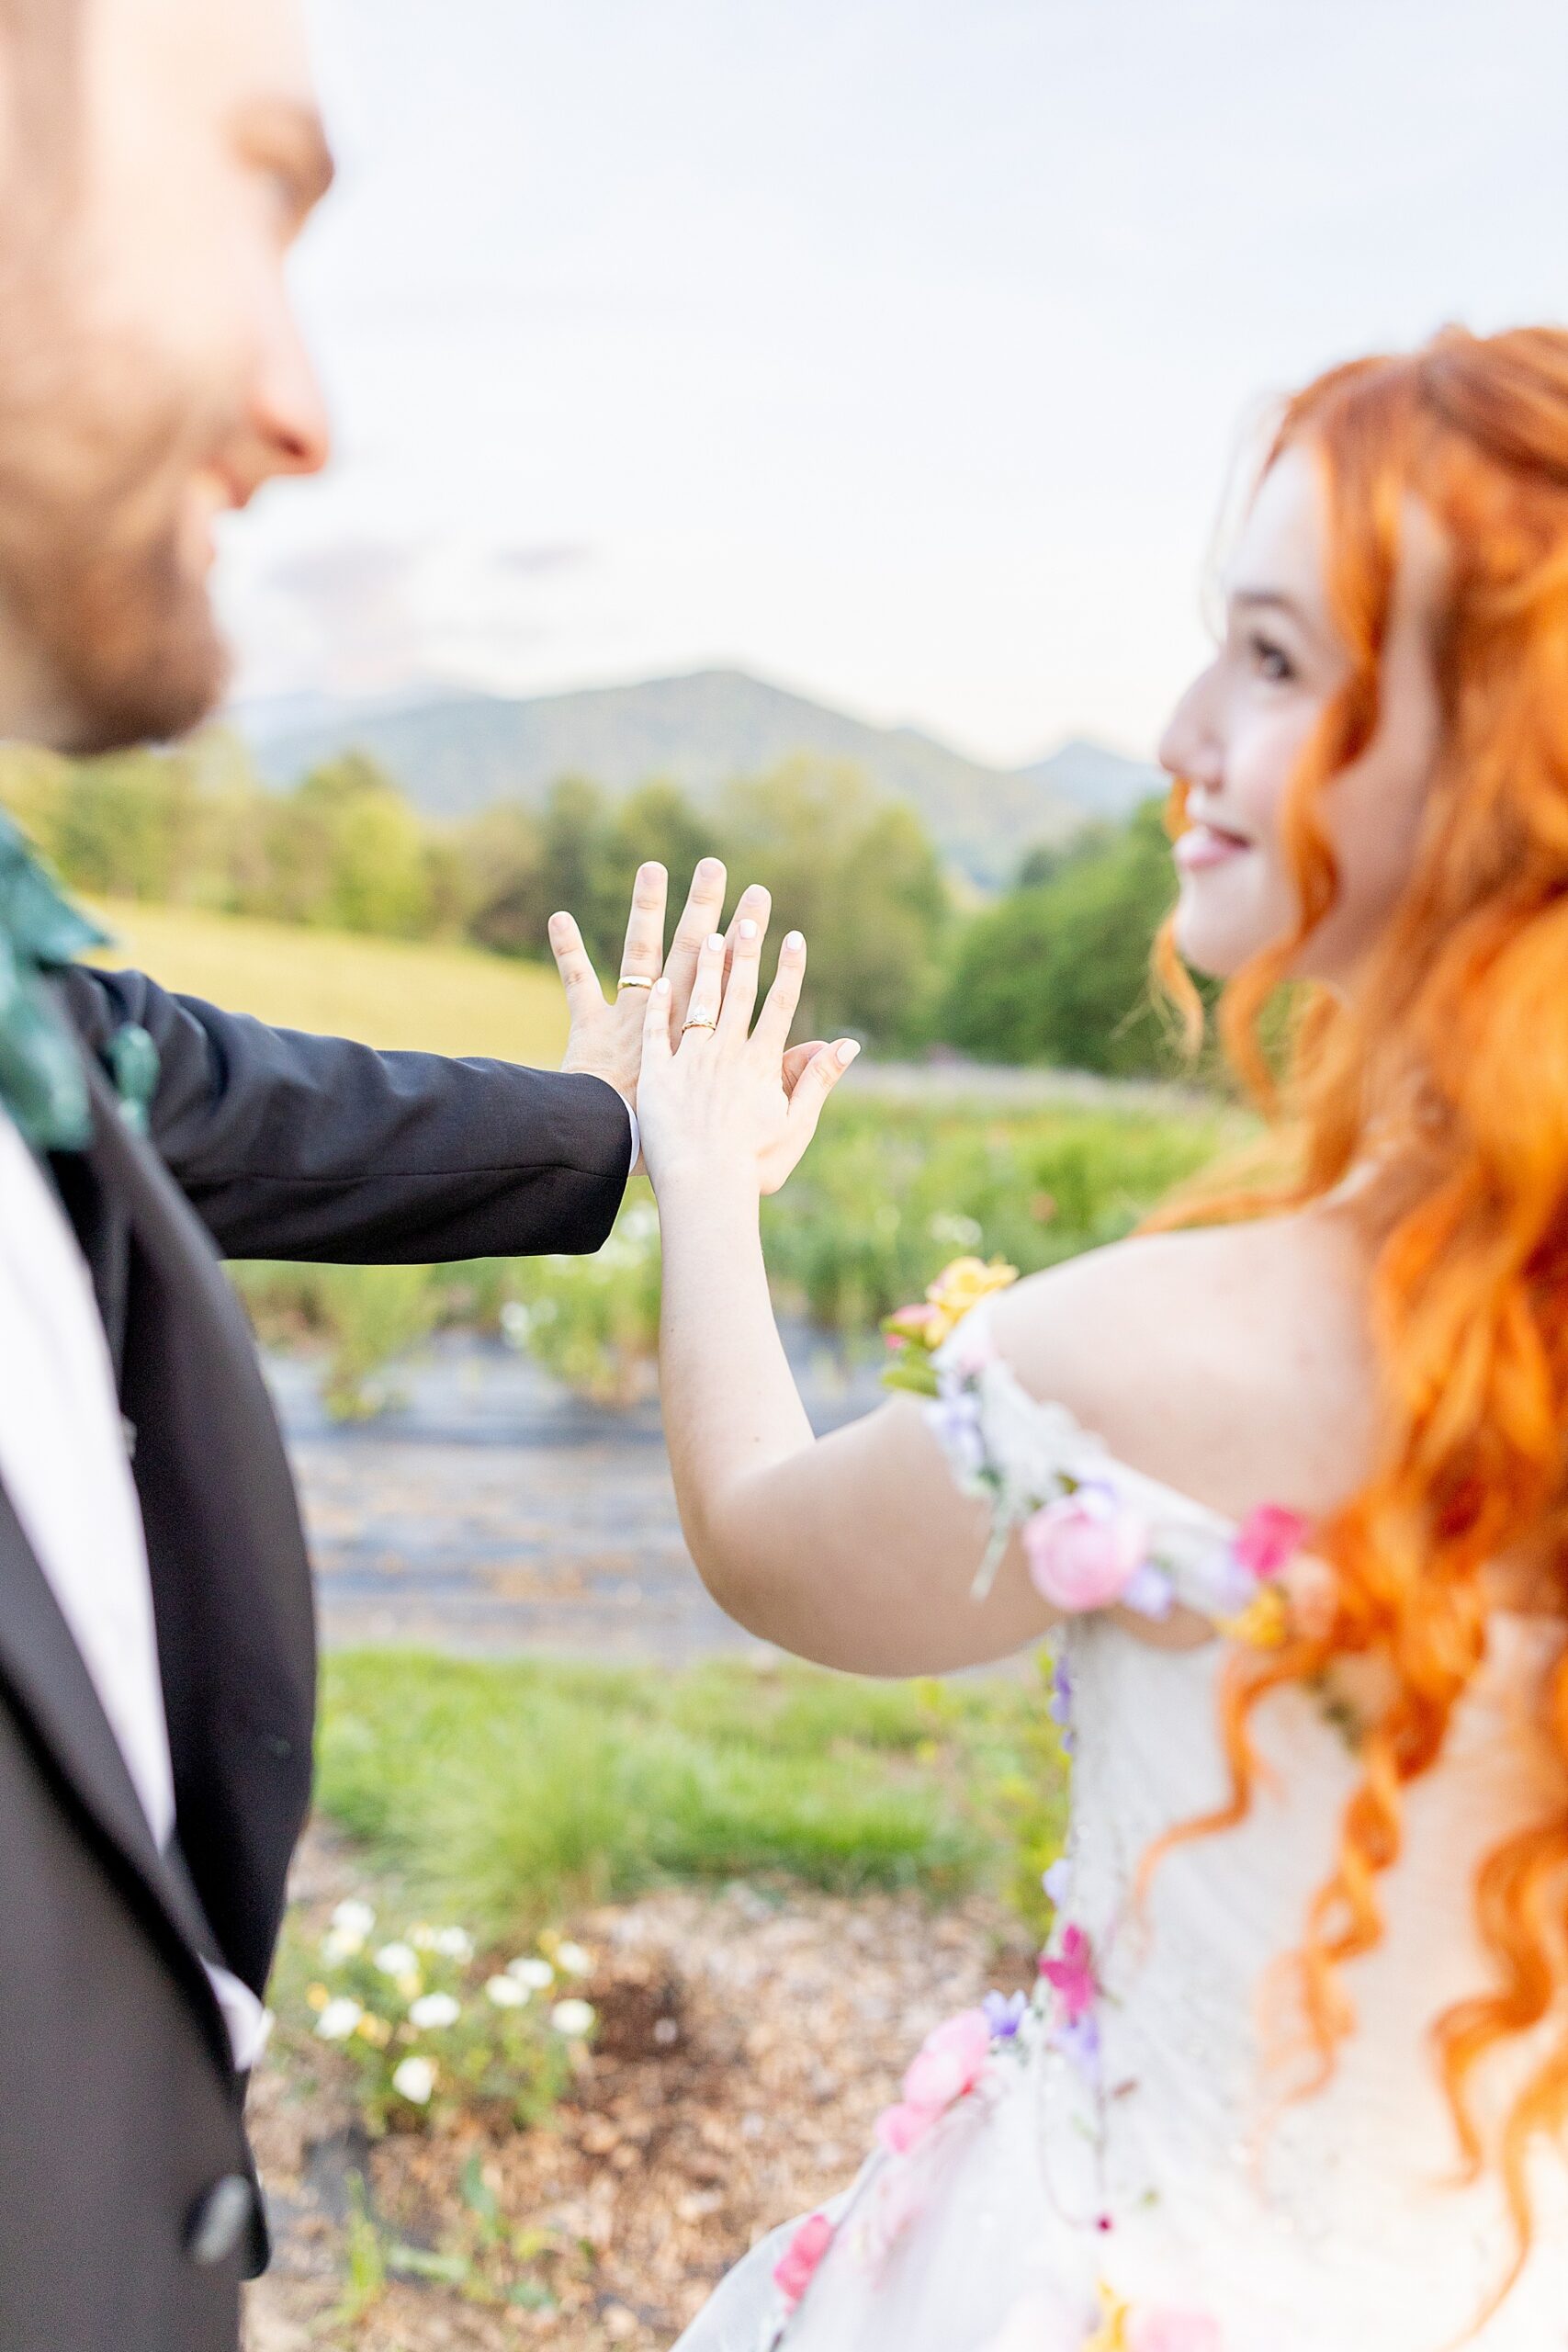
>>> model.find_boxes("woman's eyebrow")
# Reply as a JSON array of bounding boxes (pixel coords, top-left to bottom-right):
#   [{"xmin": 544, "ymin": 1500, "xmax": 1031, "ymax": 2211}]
[
  {"xmin": 1229, "ymin": 586, "xmax": 1306, "ymax": 624},
  {"xmin": 1226, "ymin": 582, "xmax": 1333, "ymax": 650}
]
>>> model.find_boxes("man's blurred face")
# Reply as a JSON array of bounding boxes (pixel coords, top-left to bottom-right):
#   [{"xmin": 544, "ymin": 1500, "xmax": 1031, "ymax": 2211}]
[{"xmin": 0, "ymin": 0, "xmax": 333, "ymax": 752}]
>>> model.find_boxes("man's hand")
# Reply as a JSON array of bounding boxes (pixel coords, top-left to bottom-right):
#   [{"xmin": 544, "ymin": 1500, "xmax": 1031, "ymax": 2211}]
[{"xmin": 549, "ymin": 856, "xmax": 775, "ymax": 1114}]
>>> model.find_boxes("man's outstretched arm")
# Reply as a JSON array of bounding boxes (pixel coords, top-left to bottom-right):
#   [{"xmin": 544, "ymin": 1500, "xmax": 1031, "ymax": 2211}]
[
  {"xmin": 55, "ymin": 857, "xmax": 753, "ymax": 1265},
  {"xmin": 61, "ymin": 958, "xmax": 635, "ymax": 1264}
]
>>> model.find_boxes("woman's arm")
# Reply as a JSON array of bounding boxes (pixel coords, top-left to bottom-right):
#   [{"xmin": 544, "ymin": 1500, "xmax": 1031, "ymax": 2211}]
[
  {"xmin": 640, "ymin": 916, "xmax": 1065, "ymax": 1674},
  {"xmin": 641, "ymin": 917, "xmax": 1376, "ymax": 1677}
]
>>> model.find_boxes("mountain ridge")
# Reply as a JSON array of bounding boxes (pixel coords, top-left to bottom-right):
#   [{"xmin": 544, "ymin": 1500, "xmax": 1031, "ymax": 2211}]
[{"xmin": 239, "ymin": 667, "xmax": 1161, "ymax": 888}]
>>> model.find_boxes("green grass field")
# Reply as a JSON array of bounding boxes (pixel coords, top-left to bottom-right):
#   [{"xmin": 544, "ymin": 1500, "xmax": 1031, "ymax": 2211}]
[
  {"xmin": 314, "ymin": 1650, "xmax": 1066, "ymax": 1945},
  {"xmin": 85, "ymin": 897, "xmax": 570, "ymax": 1063}
]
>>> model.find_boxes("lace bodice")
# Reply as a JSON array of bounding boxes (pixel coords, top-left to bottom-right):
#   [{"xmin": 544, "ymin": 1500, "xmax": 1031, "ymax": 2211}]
[{"xmin": 678, "ymin": 1295, "xmax": 1568, "ymax": 2352}]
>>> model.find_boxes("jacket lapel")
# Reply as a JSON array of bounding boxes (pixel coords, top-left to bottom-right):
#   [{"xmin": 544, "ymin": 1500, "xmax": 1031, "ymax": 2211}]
[
  {"xmin": 0, "ymin": 1479, "xmax": 233, "ymax": 2069},
  {"xmin": 73, "ymin": 1050, "xmax": 316, "ymax": 1997}
]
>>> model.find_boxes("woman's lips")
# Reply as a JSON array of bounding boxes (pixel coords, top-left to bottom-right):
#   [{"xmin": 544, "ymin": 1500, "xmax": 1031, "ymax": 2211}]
[{"xmin": 1173, "ymin": 821, "xmax": 1252, "ymax": 873}]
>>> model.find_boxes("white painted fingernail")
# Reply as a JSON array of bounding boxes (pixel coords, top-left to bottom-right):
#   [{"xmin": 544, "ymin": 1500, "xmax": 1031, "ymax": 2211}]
[
  {"xmin": 653, "ymin": 977, "xmax": 670, "ymax": 995},
  {"xmin": 784, "ymin": 932, "xmax": 805, "ymax": 954},
  {"xmin": 837, "ymin": 1040, "xmax": 860, "ymax": 1066},
  {"xmin": 707, "ymin": 933, "xmax": 725, "ymax": 952},
  {"xmin": 739, "ymin": 919, "xmax": 758, "ymax": 942}
]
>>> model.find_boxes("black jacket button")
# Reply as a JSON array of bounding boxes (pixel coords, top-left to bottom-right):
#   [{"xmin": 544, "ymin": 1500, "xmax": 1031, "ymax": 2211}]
[{"xmin": 186, "ymin": 2174, "xmax": 256, "ymax": 2267}]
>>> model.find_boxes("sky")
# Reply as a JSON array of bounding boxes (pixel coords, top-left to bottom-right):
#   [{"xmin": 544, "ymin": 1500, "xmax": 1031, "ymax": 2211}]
[{"xmin": 219, "ymin": 0, "xmax": 1568, "ymax": 769}]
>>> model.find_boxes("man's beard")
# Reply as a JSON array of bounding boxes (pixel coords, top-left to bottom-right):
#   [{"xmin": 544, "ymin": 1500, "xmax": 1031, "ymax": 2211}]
[
  {"xmin": 2, "ymin": 485, "xmax": 232, "ymax": 755},
  {"xmin": 0, "ymin": 274, "xmax": 234, "ymax": 754}
]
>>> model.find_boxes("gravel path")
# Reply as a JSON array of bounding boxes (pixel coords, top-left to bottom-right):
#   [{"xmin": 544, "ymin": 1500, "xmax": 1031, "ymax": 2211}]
[{"xmin": 268, "ymin": 1329, "xmax": 884, "ymax": 1662}]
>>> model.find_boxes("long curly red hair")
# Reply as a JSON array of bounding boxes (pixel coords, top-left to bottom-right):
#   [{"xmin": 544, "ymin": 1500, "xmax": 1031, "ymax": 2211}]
[{"xmin": 1148, "ymin": 324, "xmax": 1568, "ymax": 2327}]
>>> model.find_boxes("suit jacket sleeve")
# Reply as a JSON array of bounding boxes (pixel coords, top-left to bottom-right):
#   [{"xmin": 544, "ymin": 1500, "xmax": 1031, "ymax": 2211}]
[{"xmin": 61, "ymin": 965, "xmax": 632, "ymax": 1264}]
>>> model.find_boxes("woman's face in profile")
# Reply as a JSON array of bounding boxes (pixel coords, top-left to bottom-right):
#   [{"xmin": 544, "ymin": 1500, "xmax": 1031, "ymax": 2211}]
[{"xmin": 1158, "ymin": 441, "xmax": 1449, "ymax": 990}]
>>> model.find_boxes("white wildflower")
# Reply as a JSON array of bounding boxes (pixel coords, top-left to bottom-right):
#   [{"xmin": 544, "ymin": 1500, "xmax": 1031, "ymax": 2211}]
[
  {"xmin": 433, "ymin": 1927, "xmax": 474, "ymax": 1962},
  {"xmin": 315, "ymin": 1997, "xmax": 365, "ymax": 2042},
  {"xmin": 331, "ymin": 1899, "xmax": 376, "ymax": 1939},
  {"xmin": 391, "ymin": 2055, "xmax": 436, "ymax": 2105},
  {"xmin": 551, "ymin": 1998, "xmax": 595, "ymax": 2040},
  {"xmin": 555, "ymin": 1941, "xmax": 592, "ymax": 1978},
  {"xmin": 374, "ymin": 1941, "xmax": 419, "ymax": 1978},
  {"xmin": 408, "ymin": 1923, "xmax": 440, "ymax": 1951},
  {"xmin": 408, "ymin": 1992, "xmax": 461, "ymax": 2030},
  {"xmin": 508, "ymin": 1956, "xmax": 555, "ymax": 1991},
  {"xmin": 485, "ymin": 1974, "xmax": 527, "ymax": 2008},
  {"xmin": 321, "ymin": 1925, "xmax": 365, "ymax": 1963}
]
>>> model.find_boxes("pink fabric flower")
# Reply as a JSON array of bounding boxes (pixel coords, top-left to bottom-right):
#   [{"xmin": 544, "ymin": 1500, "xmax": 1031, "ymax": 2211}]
[
  {"xmin": 874, "ymin": 2099, "xmax": 935, "ymax": 2155},
  {"xmin": 773, "ymin": 2212, "xmax": 835, "ymax": 2309},
  {"xmin": 1232, "ymin": 1503, "xmax": 1307, "ymax": 1581},
  {"xmin": 1038, "ymin": 1924, "xmax": 1097, "ymax": 2024},
  {"xmin": 1127, "ymin": 2312, "xmax": 1224, "ymax": 2352},
  {"xmin": 874, "ymin": 2007, "xmax": 992, "ymax": 2154},
  {"xmin": 901, "ymin": 2007, "xmax": 992, "ymax": 2112},
  {"xmin": 1022, "ymin": 1487, "xmax": 1147, "ymax": 1612}
]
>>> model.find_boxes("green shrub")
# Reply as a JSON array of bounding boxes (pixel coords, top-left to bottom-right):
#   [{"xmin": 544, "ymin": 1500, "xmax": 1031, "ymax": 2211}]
[
  {"xmin": 312, "ymin": 1651, "xmax": 1061, "ymax": 1945},
  {"xmin": 501, "ymin": 1197, "xmax": 662, "ymax": 1404}
]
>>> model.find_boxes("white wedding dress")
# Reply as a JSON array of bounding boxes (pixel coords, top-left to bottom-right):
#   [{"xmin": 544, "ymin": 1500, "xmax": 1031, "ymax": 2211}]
[{"xmin": 673, "ymin": 1306, "xmax": 1568, "ymax": 2352}]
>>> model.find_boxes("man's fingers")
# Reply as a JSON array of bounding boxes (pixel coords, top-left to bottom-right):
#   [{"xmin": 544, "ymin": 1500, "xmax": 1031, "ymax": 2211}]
[
  {"xmin": 618, "ymin": 862, "xmax": 669, "ymax": 986},
  {"xmin": 665, "ymin": 857, "xmax": 728, "ymax": 1023},
  {"xmin": 548, "ymin": 911, "xmax": 605, "ymax": 1013},
  {"xmin": 717, "ymin": 908, "xmax": 769, "ymax": 1039},
  {"xmin": 752, "ymin": 929, "xmax": 807, "ymax": 1055},
  {"xmin": 781, "ymin": 1041, "xmax": 829, "ymax": 1097}
]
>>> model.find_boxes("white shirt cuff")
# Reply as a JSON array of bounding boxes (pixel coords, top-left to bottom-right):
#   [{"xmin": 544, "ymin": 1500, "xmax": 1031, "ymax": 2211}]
[{"xmin": 625, "ymin": 1100, "xmax": 641, "ymax": 1175}]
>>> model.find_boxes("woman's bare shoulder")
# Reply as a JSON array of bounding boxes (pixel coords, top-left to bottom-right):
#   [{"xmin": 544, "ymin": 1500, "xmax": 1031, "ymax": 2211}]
[{"xmin": 984, "ymin": 1208, "xmax": 1379, "ymax": 1522}]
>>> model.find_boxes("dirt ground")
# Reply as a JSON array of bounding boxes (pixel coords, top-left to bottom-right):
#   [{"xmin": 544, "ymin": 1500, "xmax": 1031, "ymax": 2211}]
[{"xmin": 243, "ymin": 1836, "xmax": 1035, "ymax": 2352}]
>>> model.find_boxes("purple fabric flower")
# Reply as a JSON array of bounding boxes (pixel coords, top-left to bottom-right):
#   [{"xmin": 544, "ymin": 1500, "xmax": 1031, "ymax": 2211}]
[
  {"xmin": 1121, "ymin": 1559, "xmax": 1176, "ymax": 1621},
  {"xmin": 926, "ymin": 1384, "xmax": 988, "ymax": 1478},
  {"xmin": 982, "ymin": 1989, "xmax": 1028, "ymax": 2041},
  {"xmin": 1048, "ymin": 2008, "xmax": 1102, "ymax": 2087},
  {"xmin": 1046, "ymin": 1651, "xmax": 1076, "ymax": 1753}
]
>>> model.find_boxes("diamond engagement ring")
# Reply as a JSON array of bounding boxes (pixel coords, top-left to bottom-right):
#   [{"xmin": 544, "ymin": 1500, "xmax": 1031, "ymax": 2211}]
[{"xmin": 681, "ymin": 1016, "xmax": 718, "ymax": 1035}]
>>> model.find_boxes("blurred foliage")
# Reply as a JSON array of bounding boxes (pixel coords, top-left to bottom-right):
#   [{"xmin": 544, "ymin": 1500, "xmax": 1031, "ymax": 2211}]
[
  {"xmin": 937, "ymin": 800, "xmax": 1215, "ymax": 1075},
  {"xmin": 759, "ymin": 1090, "xmax": 1234, "ymax": 1334},
  {"xmin": 312, "ymin": 1649, "xmax": 1064, "ymax": 1944},
  {"xmin": 2, "ymin": 735, "xmax": 949, "ymax": 1050},
  {"xmin": 233, "ymin": 1093, "xmax": 1238, "ymax": 1416},
  {"xmin": 1, "ymin": 734, "xmax": 1219, "ymax": 1070}
]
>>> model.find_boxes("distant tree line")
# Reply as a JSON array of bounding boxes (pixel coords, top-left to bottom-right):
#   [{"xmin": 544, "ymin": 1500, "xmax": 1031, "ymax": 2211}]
[{"xmin": 0, "ymin": 734, "xmax": 1196, "ymax": 1070}]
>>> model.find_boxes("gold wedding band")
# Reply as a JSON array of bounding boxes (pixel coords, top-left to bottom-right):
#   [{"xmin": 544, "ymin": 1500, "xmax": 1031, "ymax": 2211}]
[
  {"xmin": 682, "ymin": 1016, "xmax": 718, "ymax": 1035},
  {"xmin": 617, "ymin": 974, "xmax": 655, "ymax": 991}
]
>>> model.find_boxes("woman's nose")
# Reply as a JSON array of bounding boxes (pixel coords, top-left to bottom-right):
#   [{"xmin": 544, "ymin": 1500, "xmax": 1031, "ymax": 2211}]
[{"xmin": 1156, "ymin": 664, "xmax": 1224, "ymax": 787}]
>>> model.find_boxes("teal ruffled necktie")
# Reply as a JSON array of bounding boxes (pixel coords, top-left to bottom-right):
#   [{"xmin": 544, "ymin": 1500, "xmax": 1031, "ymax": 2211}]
[{"xmin": 0, "ymin": 809, "xmax": 159, "ymax": 1150}]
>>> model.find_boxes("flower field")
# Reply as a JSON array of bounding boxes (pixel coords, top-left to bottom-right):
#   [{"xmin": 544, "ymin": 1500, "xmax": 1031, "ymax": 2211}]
[{"xmin": 237, "ymin": 1090, "xmax": 1239, "ymax": 1417}]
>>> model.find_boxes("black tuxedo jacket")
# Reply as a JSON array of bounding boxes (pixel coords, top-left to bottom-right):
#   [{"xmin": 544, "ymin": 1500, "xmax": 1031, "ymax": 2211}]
[{"xmin": 0, "ymin": 967, "xmax": 630, "ymax": 2352}]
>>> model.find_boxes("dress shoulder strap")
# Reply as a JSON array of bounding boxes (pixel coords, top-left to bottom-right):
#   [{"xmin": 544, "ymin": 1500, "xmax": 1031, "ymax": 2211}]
[{"xmin": 923, "ymin": 1293, "xmax": 1304, "ymax": 1634}]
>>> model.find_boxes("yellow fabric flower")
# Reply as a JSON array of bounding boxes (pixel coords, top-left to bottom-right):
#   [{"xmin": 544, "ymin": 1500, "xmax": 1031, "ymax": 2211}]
[
  {"xmin": 921, "ymin": 1256, "xmax": 1020, "ymax": 1347},
  {"xmin": 1083, "ymin": 2284, "xmax": 1133, "ymax": 2351},
  {"xmin": 1218, "ymin": 1587, "xmax": 1292, "ymax": 1649}
]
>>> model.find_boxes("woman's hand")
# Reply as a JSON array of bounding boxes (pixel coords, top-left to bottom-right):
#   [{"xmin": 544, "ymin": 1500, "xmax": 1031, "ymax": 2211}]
[
  {"xmin": 637, "ymin": 912, "xmax": 860, "ymax": 1197},
  {"xmin": 549, "ymin": 857, "xmax": 773, "ymax": 1118}
]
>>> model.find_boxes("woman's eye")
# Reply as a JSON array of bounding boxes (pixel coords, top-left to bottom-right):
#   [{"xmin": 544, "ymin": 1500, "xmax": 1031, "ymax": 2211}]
[{"xmin": 1247, "ymin": 631, "xmax": 1295, "ymax": 684}]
